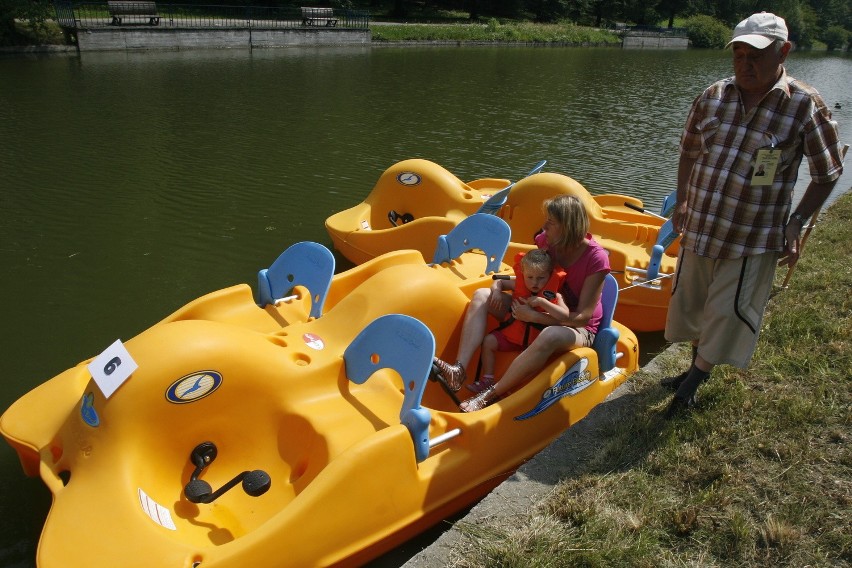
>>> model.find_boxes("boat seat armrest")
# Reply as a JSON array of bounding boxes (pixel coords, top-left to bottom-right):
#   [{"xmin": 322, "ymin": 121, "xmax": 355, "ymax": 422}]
[
  {"xmin": 591, "ymin": 273, "xmax": 620, "ymax": 373},
  {"xmin": 646, "ymin": 220, "xmax": 679, "ymax": 282}
]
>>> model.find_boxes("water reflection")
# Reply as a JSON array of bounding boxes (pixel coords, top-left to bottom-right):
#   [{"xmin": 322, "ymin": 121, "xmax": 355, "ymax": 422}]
[{"xmin": 0, "ymin": 45, "xmax": 848, "ymax": 567}]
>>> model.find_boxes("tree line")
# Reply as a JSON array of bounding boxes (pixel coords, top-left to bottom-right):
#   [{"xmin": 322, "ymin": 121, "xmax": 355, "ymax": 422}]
[
  {"xmin": 380, "ymin": 0, "xmax": 850, "ymax": 49},
  {"xmin": 2, "ymin": 0, "xmax": 850, "ymax": 49}
]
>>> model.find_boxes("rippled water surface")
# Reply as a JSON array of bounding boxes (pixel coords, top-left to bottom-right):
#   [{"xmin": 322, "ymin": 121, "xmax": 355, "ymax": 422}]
[{"xmin": 0, "ymin": 45, "xmax": 849, "ymax": 567}]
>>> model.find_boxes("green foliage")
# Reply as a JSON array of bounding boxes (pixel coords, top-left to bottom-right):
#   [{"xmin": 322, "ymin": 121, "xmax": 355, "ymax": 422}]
[
  {"xmin": 0, "ymin": 0, "xmax": 19, "ymax": 44},
  {"xmin": 796, "ymin": 3, "xmax": 820, "ymax": 48},
  {"xmin": 0, "ymin": 0, "xmax": 53, "ymax": 45},
  {"xmin": 684, "ymin": 13, "xmax": 731, "ymax": 48},
  {"xmin": 822, "ymin": 24, "xmax": 850, "ymax": 50}
]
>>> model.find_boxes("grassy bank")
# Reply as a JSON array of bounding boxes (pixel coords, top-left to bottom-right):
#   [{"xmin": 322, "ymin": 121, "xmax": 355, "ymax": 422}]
[
  {"xmin": 371, "ymin": 20, "xmax": 620, "ymax": 45},
  {"xmin": 450, "ymin": 192, "xmax": 852, "ymax": 567}
]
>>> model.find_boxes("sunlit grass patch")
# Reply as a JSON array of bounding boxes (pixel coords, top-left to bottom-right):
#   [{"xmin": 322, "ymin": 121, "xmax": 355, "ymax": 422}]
[{"xmin": 371, "ymin": 22, "xmax": 620, "ymax": 45}]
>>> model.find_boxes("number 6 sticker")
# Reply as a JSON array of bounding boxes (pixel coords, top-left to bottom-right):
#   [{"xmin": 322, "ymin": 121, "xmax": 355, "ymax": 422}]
[{"xmin": 87, "ymin": 339, "xmax": 138, "ymax": 399}]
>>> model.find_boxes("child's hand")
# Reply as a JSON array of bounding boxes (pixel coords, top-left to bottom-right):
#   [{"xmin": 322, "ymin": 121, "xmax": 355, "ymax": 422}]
[
  {"xmin": 487, "ymin": 281, "xmax": 504, "ymax": 309},
  {"xmin": 511, "ymin": 298, "xmax": 536, "ymax": 322}
]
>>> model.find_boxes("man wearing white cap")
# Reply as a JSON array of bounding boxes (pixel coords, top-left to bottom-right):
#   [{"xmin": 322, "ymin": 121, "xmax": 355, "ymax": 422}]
[{"xmin": 662, "ymin": 12, "xmax": 845, "ymax": 418}]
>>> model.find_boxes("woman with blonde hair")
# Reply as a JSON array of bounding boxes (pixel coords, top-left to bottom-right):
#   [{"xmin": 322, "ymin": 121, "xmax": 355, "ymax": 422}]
[{"xmin": 432, "ymin": 194, "xmax": 611, "ymax": 412}]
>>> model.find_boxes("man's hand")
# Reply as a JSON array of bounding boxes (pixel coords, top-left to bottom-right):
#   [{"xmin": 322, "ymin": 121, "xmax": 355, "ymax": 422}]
[
  {"xmin": 671, "ymin": 201, "xmax": 688, "ymax": 234},
  {"xmin": 778, "ymin": 217, "xmax": 803, "ymax": 267}
]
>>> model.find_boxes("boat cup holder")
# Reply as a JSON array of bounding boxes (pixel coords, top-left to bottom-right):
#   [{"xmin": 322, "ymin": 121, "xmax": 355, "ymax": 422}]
[{"xmin": 184, "ymin": 442, "xmax": 271, "ymax": 504}]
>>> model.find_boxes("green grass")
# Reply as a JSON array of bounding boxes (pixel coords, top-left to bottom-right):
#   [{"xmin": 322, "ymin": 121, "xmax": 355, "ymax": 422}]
[
  {"xmin": 371, "ymin": 21, "xmax": 620, "ymax": 45},
  {"xmin": 449, "ymin": 193, "xmax": 852, "ymax": 567}
]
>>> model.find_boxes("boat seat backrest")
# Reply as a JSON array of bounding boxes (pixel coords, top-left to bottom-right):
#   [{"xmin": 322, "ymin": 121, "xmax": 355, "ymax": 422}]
[
  {"xmin": 431, "ymin": 213, "xmax": 510, "ymax": 274},
  {"xmin": 344, "ymin": 314, "xmax": 434, "ymax": 463},
  {"xmin": 660, "ymin": 189, "xmax": 677, "ymax": 218},
  {"xmin": 525, "ymin": 159, "xmax": 547, "ymax": 177},
  {"xmin": 257, "ymin": 241, "xmax": 335, "ymax": 319},
  {"xmin": 474, "ymin": 183, "xmax": 513, "ymax": 215},
  {"xmin": 591, "ymin": 273, "xmax": 620, "ymax": 373}
]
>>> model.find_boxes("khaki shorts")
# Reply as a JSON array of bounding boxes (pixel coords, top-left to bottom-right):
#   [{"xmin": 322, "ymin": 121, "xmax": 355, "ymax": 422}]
[{"xmin": 664, "ymin": 249, "xmax": 778, "ymax": 368}]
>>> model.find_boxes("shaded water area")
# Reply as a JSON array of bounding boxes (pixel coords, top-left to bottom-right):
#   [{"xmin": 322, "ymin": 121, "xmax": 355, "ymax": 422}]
[{"xmin": 0, "ymin": 45, "xmax": 849, "ymax": 567}]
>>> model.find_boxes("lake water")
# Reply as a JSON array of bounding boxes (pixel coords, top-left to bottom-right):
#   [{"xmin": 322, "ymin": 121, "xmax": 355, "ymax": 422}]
[{"xmin": 0, "ymin": 45, "xmax": 849, "ymax": 567}]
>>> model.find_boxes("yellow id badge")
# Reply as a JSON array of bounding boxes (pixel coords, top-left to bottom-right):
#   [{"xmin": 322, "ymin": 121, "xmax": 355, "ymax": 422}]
[{"xmin": 751, "ymin": 148, "xmax": 780, "ymax": 186}]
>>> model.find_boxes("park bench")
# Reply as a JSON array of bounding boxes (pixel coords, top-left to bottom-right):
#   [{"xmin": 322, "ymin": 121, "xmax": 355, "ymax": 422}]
[
  {"xmin": 108, "ymin": 1, "xmax": 160, "ymax": 26},
  {"xmin": 301, "ymin": 6, "xmax": 337, "ymax": 27}
]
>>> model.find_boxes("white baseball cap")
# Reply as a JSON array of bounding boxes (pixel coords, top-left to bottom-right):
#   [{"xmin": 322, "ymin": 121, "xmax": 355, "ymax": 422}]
[{"xmin": 726, "ymin": 12, "xmax": 788, "ymax": 49}]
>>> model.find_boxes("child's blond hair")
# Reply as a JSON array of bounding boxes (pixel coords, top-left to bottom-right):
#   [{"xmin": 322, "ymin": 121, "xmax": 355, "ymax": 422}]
[{"xmin": 520, "ymin": 248, "xmax": 554, "ymax": 274}]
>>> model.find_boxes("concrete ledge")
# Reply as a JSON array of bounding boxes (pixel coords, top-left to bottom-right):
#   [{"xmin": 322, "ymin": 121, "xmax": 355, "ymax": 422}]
[
  {"xmin": 76, "ymin": 27, "xmax": 371, "ymax": 51},
  {"xmin": 623, "ymin": 35, "xmax": 688, "ymax": 49}
]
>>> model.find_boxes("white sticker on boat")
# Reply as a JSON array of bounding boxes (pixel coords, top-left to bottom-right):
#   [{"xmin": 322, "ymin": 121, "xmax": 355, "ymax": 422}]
[
  {"xmin": 87, "ymin": 339, "xmax": 138, "ymax": 399},
  {"xmin": 138, "ymin": 488, "xmax": 176, "ymax": 530},
  {"xmin": 360, "ymin": 219, "xmax": 371, "ymax": 230},
  {"xmin": 303, "ymin": 333, "xmax": 325, "ymax": 350}
]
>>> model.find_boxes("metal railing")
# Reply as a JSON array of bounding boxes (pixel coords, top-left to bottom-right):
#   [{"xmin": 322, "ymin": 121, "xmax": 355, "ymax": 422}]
[{"xmin": 55, "ymin": 2, "xmax": 370, "ymax": 29}]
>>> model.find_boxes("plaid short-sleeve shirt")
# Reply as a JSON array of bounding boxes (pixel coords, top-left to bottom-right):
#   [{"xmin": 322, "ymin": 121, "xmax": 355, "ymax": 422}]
[{"xmin": 679, "ymin": 68, "xmax": 843, "ymax": 259}]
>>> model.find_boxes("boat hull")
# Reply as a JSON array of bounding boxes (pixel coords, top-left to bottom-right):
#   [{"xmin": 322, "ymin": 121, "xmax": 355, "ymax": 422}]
[{"xmin": 2, "ymin": 255, "xmax": 638, "ymax": 568}]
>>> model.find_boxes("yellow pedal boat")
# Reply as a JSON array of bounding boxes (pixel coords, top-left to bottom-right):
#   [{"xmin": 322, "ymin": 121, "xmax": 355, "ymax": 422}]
[
  {"xmin": 325, "ymin": 159, "xmax": 680, "ymax": 331},
  {"xmin": 2, "ymin": 226, "xmax": 638, "ymax": 568}
]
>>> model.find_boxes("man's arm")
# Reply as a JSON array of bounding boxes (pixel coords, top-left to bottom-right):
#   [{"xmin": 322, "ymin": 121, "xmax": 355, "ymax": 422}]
[{"xmin": 672, "ymin": 154, "xmax": 697, "ymax": 233}]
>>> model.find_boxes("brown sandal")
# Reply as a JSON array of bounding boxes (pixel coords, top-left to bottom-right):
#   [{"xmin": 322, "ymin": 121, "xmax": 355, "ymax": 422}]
[{"xmin": 432, "ymin": 358, "xmax": 467, "ymax": 392}]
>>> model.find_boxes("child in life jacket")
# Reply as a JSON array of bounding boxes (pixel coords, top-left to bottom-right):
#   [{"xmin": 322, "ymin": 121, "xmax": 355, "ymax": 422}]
[{"xmin": 467, "ymin": 248, "xmax": 566, "ymax": 393}]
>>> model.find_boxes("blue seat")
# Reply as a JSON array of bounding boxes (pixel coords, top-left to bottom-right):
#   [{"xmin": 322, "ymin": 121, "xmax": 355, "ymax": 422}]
[
  {"xmin": 475, "ymin": 183, "xmax": 513, "ymax": 215},
  {"xmin": 257, "ymin": 241, "xmax": 335, "ymax": 319},
  {"xmin": 344, "ymin": 314, "xmax": 434, "ymax": 463},
  {"xmin": 431, "ymin": 213, "xmax": 511, "ymax": 274},
  {"xmin": 591, "ymin": 273, "xmax": 620, "ymax": 373},
  {"xmin": 525, "ymin": 159, "xmax": 547, "ymax": 177},
  {"xmin": 474, "ymin": 160, "xmax": 546, "ymax": 216}
]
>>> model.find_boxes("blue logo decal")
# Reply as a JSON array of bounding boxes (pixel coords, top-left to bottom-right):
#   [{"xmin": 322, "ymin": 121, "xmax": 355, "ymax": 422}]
[
  {"xmin": 397, "ymin": 172, "xmax": 421, "ymax": 186},
  {"xmin": 81, "ymin": 392, "xmax": 100, "ymax": 427},
  {"xmin": 166, "ymin": 371, "xmax": 223, "ymax": 404},
  {"xmin": 514, "ymin": 358, "xmax": 594, "ymax": 421}
]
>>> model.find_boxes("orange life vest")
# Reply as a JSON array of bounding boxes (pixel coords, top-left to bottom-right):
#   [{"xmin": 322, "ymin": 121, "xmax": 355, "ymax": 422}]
[{"xmin": 497, "ymin": 252, "xmax": 565, "ymax": 347}]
